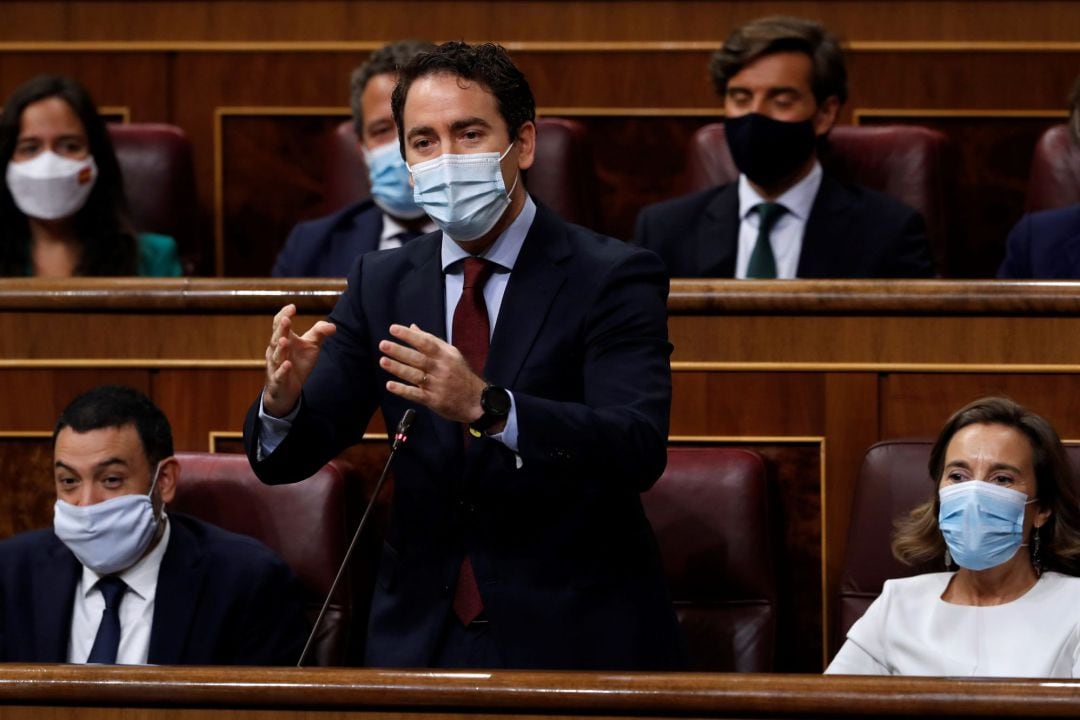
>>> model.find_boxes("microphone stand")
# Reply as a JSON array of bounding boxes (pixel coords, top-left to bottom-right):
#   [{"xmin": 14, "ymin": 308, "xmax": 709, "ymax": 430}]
[{"xmin": 297, "ymin": 408, "xmax": 415, "ymax": 667}]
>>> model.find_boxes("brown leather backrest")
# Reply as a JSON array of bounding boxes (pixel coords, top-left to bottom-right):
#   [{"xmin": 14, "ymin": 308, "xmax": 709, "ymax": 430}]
[
  {"xmin": 107, "ymin": 123, "xmax": 198, "ymax": 274},
  {"xmin": 641, "ymin": 447, "xmax": 776, "ymax": 671},
  {"xmin": 682, "ymin": 123, "xmax": 954, "ymax": 272},
  {"xmin": 324, "ymin": 118, "xmax": 598, "ymax": 227},
  {"xmin": 1025, "ymin": 124, "xmax": 1080, "ymax": 212},
  {"xmin": 835, "ymin": 440, "xmax": 1080, "ymax": 654},
  {"xmin": 169, "ymin": 452, "xmax": 350, "ymax": 666}
]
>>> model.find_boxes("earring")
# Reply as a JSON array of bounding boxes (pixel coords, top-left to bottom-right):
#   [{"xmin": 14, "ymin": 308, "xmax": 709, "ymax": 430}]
[
  {"xmin": 944, "ymin": 547, "xmax": 952, "ymax": 569},
  {"xmin": 1032, "ymin": 526, "xmax": 1043, "ymax": 577}
]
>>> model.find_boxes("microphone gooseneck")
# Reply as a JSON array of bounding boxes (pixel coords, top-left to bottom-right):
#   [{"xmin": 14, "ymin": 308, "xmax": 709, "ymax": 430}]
[{"xmin": 297, "ymin": 408, "xmax": 416, "ymax": 667}]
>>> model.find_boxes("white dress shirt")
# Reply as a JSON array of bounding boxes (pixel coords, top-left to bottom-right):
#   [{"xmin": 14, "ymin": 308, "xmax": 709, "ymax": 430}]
[
  {"xmin": 826, "ymin": 571, "xmax": 1080, "ymax": 677},
  {"xmin": 377, "ymin": 213, "xmax": 437, "ymax": 251},
  {"xmin": 67, "ymin": 516, "xmax": 171, "ymax": 664},
  {"xmin": 735, "ymin": 162, "xmax": 823, "ymax": 279}
]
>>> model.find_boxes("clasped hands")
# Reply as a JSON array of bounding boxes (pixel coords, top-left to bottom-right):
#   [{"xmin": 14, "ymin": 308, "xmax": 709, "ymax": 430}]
[{"xmin": 262, "ymin": 304, "xmax": 485, "ymax": 424}]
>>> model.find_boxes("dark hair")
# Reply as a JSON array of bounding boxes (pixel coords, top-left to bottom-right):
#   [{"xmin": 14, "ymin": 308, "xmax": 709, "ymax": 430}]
[
  {"xmin": 349, "ymin": 40, "xmax": 437, "ymax": 138},
  {"xmin": 892, "ymin": 396, "xmax": 1080, "ymax": 576},
  {"xmin": 391, "ymin": 41, "xmax": 536, "ymax": 156},
  {"xmin": 1069, "ymin": 74, "xmax": 1080, "ymax": 146},
  {"xmin": 0, "ymin": 75, "xmax": 137, "ymax": 276},
  {"xmin": 54, "ymin": 385, "xmax": 174, "ymax": 467},
  {"xmin": 709, "ymin": 16, "xmax": 848, "ymax": 107}
]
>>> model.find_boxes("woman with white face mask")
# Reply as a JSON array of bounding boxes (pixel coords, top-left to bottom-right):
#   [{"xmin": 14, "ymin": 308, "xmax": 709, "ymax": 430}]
[
  {"xmin": 828, "ymin": 397, "xmax": 1080, "ymax": 677},
  {"xmin": 0, "ymin": 75, "xmax": 180, "ymax": 277}
]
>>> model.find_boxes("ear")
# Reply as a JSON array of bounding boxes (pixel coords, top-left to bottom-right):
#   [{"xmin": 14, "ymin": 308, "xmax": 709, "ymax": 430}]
[
  {"xmin": 813, "ymin": 96, "xmax": 840, "ymax": 137},
  {"xmin": 515, "ymin": 120, "xmax": 536, "ymax": 172},
  {"xmin": 156, "ymin": 456, "xmax": 180, "ymax": 505},
  {"xmin": 1034, "ymin": 503, "xmax": 1052, "ymax": 529}
]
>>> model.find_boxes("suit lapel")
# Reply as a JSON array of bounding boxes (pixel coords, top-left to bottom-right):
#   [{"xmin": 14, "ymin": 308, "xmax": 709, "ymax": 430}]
[
  {"xmin": 396, "ymin": 235, "xmax": 459, "ymax": 452},
  {"xmin": 147, "ymin": 519, "xmax": 204, "ymax": 664},
  {"xmin": 696, "ymin": 185, "xmax": 740, "ymax": 277},
  {"xmin": 797, "ymin": 175, "xmax": 855, "ymax": 278},
  {"xmin": 486, "ymin": 205, "xmax": 570, "ymax": 388},
  {"xmin": 35, "ymin": 536, "xmax": 81, "ymax": 662}
]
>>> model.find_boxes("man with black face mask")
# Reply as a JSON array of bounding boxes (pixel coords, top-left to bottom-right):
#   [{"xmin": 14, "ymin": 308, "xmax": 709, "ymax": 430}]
[
  {"xmin": 0, "ymin": 385, "xmax": 307, "ymax": 665},
  {"xmin": 634, "ymin": 16, "xmax": 934, "ymax": 279}
]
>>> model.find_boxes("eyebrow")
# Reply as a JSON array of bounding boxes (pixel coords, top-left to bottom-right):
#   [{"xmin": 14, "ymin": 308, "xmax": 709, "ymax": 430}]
[
  {"xmin": 54, "ymin": 457, "xmax": 129, "ymax": 474},
  {"xmin": 945, "ymin": 459, "xmax": 1024, "ymax": 475},
  {"xmin": 448, "ymin": 117, "xmax": 492, "ymax": 133}
]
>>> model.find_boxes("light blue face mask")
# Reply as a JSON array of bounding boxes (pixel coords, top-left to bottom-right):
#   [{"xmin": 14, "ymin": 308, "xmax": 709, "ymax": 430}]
[
  {"xmin": 363, "ymin": 142, "xmax": 426, "ymax": 220},
  {"xmin": 53, "ymin": 461, "xmax": 165, "ymax": 575},
  {"xmin": 938, "ymin": 481, "xmax": 1035, "ymax": 571},
  {"xmin": 408, "ymin": 143, "xmax": 518, "ymax": 242}
]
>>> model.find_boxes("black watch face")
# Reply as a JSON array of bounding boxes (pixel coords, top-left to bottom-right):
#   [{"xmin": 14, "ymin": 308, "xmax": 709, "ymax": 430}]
[{"xmin": 483, "ymin": 386, "xmax": 511, "ymax": 415}]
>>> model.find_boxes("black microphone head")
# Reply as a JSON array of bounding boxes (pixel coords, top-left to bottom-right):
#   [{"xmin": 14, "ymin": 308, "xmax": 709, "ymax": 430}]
[{"xmin": 393, "ymin": 408, "xmax": 416, "ymax": 450}]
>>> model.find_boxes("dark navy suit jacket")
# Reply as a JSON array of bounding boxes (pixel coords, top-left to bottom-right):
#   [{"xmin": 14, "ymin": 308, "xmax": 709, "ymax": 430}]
[
  {"xmin": 633, "ymin": 175, "xmax": 934, "ymax": 278},
  {"xmin": 998, "ymin": 204, "xmax": 1080, "ymax": 278},
  {"xmin": 0, "ymin": 513, "xmax": 307, "ymax": 665},
  {"xmin": 273, "ymin": 200, "xmax": 383, "ymax": 278},
  {"xmin": 244, "ymin": 202, "xmax": 684, "ymax": 670}
]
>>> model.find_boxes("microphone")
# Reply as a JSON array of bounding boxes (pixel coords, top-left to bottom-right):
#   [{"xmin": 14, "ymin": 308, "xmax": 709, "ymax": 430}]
[{"xmin": 297, "ymin": 408, "xmax": 416, "ymax": 667}]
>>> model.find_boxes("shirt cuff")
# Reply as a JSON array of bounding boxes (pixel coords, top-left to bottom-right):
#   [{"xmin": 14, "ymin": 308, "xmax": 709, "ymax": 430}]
[
  {"xmin": 487, "ymin": 391, "xmax": 523, "ymax": 468},
  {"xmin": 256, "ymin": 395, "xmax": 301, "ymax": 460}
]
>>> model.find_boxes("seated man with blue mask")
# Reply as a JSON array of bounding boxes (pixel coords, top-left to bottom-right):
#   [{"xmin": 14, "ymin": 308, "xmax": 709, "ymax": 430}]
[
  {"xmin": 273, "ymin": 40, "xmax": 438, "ymax": 277},
  {"xmin": 0, "ymin": 385, "xmax": 307, "ymax": 665}
]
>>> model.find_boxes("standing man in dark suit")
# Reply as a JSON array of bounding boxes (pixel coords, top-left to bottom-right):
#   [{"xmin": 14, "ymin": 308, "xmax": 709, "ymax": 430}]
[
  {"xmin": 273, "ymin": 40, "xmax": 437, "ymax": 277},
  {"xmin": 245, "ymin": 41, "xmax": 683, "ymax": 670},
  {"xmin": 634, "ymin": 16, "xmax": 934, "ymax": 279},
  {"xmin": 0, "ymin": 385, "xmax": 307, "ymax": 665}
]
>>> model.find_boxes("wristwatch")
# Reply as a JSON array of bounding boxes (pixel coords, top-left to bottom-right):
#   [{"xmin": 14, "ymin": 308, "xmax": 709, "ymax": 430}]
[{"xmin": 468, "ymin": 385, "xmax": 511, "ymax": 437}]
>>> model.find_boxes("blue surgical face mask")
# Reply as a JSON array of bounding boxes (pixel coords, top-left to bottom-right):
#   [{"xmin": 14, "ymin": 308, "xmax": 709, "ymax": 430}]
[
  {"xmin": 938, "ymin": 481, "xmax": 1036, "ymax": 571},
  {"xmin": 408, "ymin": 143, "xmax": 518, "ymax": 242},
  {"xmin": 363, "ymin": 141, "xmax": 426, "ymax": 220},
  {"xmin": 53, "ymin": 461, "xmax": 166, "ymax": 575}
]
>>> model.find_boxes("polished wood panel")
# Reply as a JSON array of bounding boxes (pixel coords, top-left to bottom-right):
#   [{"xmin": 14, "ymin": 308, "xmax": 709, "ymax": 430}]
[
  {"xmin": 0, "ymin": 436, "xmax": 52, "ymax": 539},
  {"xmin": 2, "ymin": 665, "xmax": 1080, "ymax": 717}
]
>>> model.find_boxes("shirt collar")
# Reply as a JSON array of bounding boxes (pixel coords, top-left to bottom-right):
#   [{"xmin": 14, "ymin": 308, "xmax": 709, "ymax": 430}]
[
  {"xmin": 81, "ymin": 513, "xmax": 171, "ymax": 602},
  {"xmin": 380, "ymin": 212, "xmax": 437, "ymax": 244},
  {"xmin": 737, "ymin": 160, "xmax": 823, "ymax": 221},
  {"xmin": 441, "ymin": 193, "xmax": 536, "ymax": 273}
]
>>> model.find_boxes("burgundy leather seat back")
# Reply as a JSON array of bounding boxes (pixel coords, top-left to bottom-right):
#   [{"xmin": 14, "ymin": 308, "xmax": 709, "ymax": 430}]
[
  {"xmin": 836, "ymin": 440, "xmax": 1080, "ymax": 653},
  {"xmin": 683, "ymin": 123, "xmax": 953, "ymax": 268},
  {"xmin": 170, "ymin": 452, "xmax": 350, "ymax": 666},
  {"xmin": 1026, "ymin": 124, "xmax": 1080, "ymax": 212},
  {"xmin": 107, "ymin": 124, "xmax": 198, "ymax": 273},
  {"xmin": 324, "ymin": 117, "xmax": 598, "ymax": 227},
  {"xmin": 642, "ymin": 447, "xmax": 776, "ymax": 671}
]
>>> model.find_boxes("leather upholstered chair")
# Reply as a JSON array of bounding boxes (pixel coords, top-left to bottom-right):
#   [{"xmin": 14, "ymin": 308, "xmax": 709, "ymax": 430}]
[
  {"xmin": 682, "ymin": 123, "xmax": 955, "ymax": 272},
  {"xmin": 1025, "ymin": 124, "xmax": 1080, "ymax": 212},
  {"xmin": 324, "ymin": 117, "xmax": 598, "ymax": 227},
  {"xmin": 835, "ymin": 439, "xmax": 1080, "ymax": 655},
  {"xmin": 107, "ymin": 123, "xmax": 199, "ymax": 273},
  {"xmin": 169, "ymin": 452, "xmax": 351, "ymax": 666},
  {"xmin": 641, "ymin": 447, "xmax": 776, "ymax": 671}
]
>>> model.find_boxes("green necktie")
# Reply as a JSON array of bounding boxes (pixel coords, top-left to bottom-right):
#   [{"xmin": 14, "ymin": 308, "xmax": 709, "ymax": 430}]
[{"xmin": 746, "ymin": 202, "xmax": 788, "ymax": 279}]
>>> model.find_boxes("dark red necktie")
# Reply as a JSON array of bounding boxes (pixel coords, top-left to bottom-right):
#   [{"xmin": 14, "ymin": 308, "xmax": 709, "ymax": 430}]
[{"xmin": 451, "ymin": 256, "xmax": 495, "ymax": 625}]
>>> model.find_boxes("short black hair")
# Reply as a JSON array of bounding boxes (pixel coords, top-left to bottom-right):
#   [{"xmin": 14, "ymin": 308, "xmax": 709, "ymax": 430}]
[
  {"xmin": 54, "ymin": 385, "xmax": 174, "ymax": 466},
  {"xmin": 710, "ymin": 16, "xmax": 848, "ymax": 107},
  {"xmin": 349, "ymin": 40, "xmax": 436, "ymax": 138},
  {"xmin": 391, "ymin": 41, "xmax": 536, "ymax": 157}
]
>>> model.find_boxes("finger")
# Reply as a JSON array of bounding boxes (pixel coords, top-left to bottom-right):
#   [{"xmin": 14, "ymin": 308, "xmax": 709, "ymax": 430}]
[
  {"xmin": 379, "ymin": 355, "xmax": 428, "ymax": 386},
  {"xmin": 270, "ymin": 304, "xmax": 297, "ymax": 345},
  {"xmin": 301, "ymin": 320, "xmax": 337, "ymax": 346},
  {"xmin": 385, "ymin": 380, "xmax": 426, "ymax": 404},
  {"xmin": 379, "ymin": 338, "xmax": 429, "ymax": 367},
  {"xmin": 389, "ymin": 323, "xmax": 443, "ymax": 355},
  {"xmin": 270, "ymin": 333, "xmax": 290, "ymax": 369}
]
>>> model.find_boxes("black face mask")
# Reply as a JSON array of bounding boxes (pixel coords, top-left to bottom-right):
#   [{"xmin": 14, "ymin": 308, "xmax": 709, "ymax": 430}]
[{"xmin": 724, "ymin": 112, "xmax": 818, "ymax": 189}]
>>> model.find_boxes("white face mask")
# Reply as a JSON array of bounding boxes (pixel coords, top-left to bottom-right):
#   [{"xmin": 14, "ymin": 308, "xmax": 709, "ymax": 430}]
[
  {"xmin": 6, "ymin": 150, "xmax": 98, "ymax": 221},
  {"xmin": 53, "ymin": 461, "xmax": 165, "ymax": 575},
  {"xmin": 408, "ymin": 143, "xmax": 518, "ymax": 242}
]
